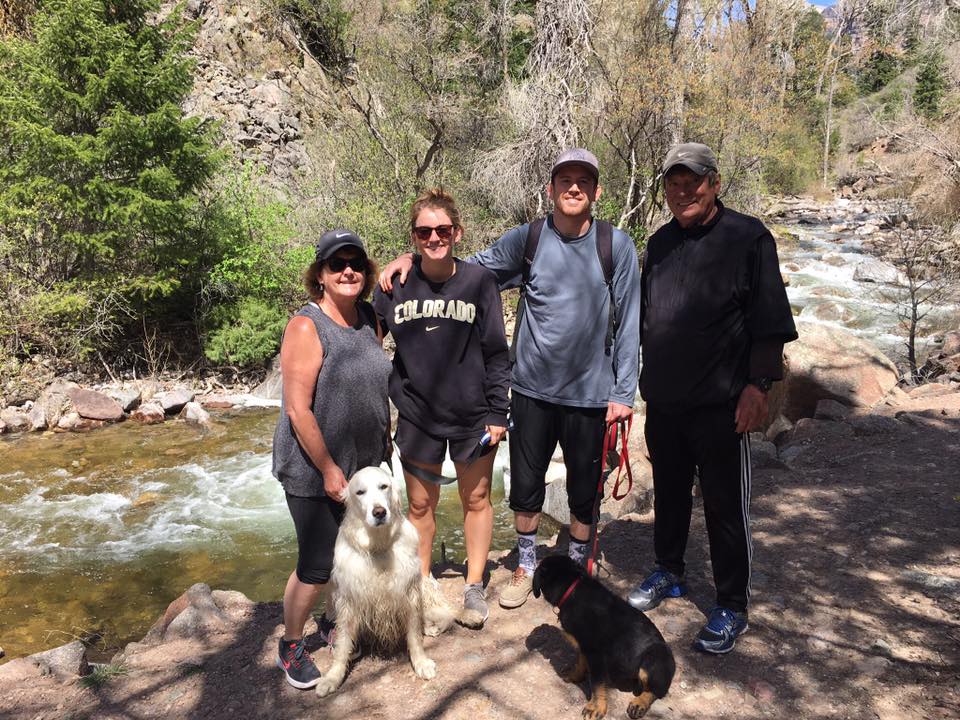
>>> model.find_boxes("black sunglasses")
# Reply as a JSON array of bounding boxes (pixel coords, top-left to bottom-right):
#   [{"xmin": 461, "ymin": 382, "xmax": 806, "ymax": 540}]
[
  {"xmin": 326, "ymin": 256, "xmax": 367, "ymax": 273},
  {"xmin": 413, "ymin": 224, "xmax": 455, "ymax": 241}
]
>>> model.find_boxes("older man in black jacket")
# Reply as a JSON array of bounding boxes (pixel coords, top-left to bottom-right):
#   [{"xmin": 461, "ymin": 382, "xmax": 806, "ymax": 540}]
[{"xmin": 630, "ymin": 142, "xmax": 798, "ymax": 655}]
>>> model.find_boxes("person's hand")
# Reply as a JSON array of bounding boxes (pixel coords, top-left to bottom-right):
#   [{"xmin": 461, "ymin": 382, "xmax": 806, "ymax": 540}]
[
  {"xmin": 378, "ymin": 253, "xmax": 415, "ymax": 291},
  {"xmin": 485, "ymin": 424, "xmax": 507, "ymax": 446},
  {"xmin": 735, "ymin": 384, "xmax": 769, "ymax": 434},
  {"xmin": 323, "ymin": 464, "xmax": 349, "ymax": 504},
  {"xmin": 605, "ymin": 401, "xmax": 633, "ymax": 425}
]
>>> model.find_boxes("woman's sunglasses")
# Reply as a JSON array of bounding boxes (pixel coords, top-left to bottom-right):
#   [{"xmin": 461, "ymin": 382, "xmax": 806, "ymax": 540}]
[
  {"xmin": 413, "ymin": 224, "xmax": 455, "ymax": 241},
  {"xmin": 325, "ymin": 256, "xmax": 367, "ymax": 273}
]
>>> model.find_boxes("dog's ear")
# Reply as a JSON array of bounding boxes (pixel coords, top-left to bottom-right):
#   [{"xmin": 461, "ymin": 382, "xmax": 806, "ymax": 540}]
[{"xmin": 532, "ymin": 566, "xmax": 542, "ymax": 598}]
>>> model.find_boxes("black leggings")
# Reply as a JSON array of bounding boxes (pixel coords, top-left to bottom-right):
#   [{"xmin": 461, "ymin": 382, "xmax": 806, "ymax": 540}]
[{"xmin": 285, "ymin": 493, "xmax": 345, "ymax": 584}]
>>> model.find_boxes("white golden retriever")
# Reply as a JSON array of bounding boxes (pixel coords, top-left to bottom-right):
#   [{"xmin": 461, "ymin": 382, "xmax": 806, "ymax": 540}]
[{"xmin": 315, "ymin": 465, "xmax": 454, "ymax": 697}]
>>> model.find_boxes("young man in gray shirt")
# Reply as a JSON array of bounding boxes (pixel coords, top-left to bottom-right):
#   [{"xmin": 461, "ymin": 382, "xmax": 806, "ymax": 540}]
[{"xmin": 380, "ymin": 149, "xmax": 641, "ymax": 608}]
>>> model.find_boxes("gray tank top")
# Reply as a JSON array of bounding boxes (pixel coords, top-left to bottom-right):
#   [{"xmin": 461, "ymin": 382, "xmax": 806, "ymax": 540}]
[{"xmin": 271, "ymin": 302, "xmax": 391, "ymax": 497}]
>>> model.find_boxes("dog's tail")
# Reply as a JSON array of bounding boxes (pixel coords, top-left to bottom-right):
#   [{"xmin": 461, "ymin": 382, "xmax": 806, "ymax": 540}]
[
  {"xmin": 420, "ymin": 574, "xmax": 455, "ymax": 637},
  {"xmin": 640, "ymin": 643, "xmax": 676, "ymax": 698}
]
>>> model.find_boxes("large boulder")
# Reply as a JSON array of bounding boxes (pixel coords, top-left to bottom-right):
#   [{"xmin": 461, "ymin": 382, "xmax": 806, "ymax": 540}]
[
  {"xmin": 155, "ymin": 389, "xmax": 195, "ymax": 415},
  {"xmin": 66, "ymin": 387, "xmax": 124, "ymax": 422},
  {"xmin": 106, "ymin": 386, "xmax": 142, "ymax": 413},
  {"xmin": 27, "ymin": 384, "xmax": 73, "ymax": 431},
  {"xmin": 130, "ymin": 402, "xmax": 166, "ymax": 424},
  {"xmin": 0, "ymin": 640, "xmax": 92, "ymax": 683},
  {"xmin": 179, "ymin": 401, "xmax": 212, "ymax": 427},
  {"xmin": 142, "ymin": 584, "xmax": 254, "ymax": 644},
  {"xmin": 0, "ymin": 406, "xmax": 30, "ymax": 433},
  {"xmin": 778, "ymin": 321, "xmax": 899, "ymax": 421},
  {"xmin": 852, "ymin": 257, "xmax": 899, "ymax": 284},
  {"xmin": 251, "ymin": 355, "xmax": 282, "ymax": 400}
]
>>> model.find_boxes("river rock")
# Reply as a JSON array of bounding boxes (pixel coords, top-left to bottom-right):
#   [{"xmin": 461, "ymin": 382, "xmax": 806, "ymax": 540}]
[
  {"xmin": 66, "ymin": 387, "xmax": 124, "ymax": 422},
  {"xmin": 852, "ymin": 258, "xmax": 899, "ymax": 284},
  {"xmin": 941, "ymin": 331, "xmax": 960, "ymax": 357},
  {"xmin": 179, "ymin": 401, "xmax": 212, "ymax": 426},
  {"xmin": 0, "ymin": 407, "xmax": 30, "ymax": 433},
  {"xmin": 28, "ymin": 640, "xmax": 90, "ymax": 682},
  {"xmin": 251, "ymin": 355, "xmax": 282, "ymax": 400},
  {"xmin": 130, "ymin": 402, "xmax": 166, "ymax": 424},
  {"xmin": 57, "ymin": 411, "xmax": 82, "ymax": 430},
  {"xmin": 814, "ymin": 399, "xmax": 851, "ymax": 421},
  {"xmin": 107, "ymin": 386, "xmax": 142, "ymax": 413},
  {"xmin": 779, "ymin": 321, "xmax": 899, "ymax": 420},
  {"xmin": 156, "ymin": 389, "xmax": 194, "ymax": 414},
  {"xmin": 907, "ymin": 382, "xmax": 956, "ymax": 399},
  {"xmin": 144, "ymin": 583, "xmax": 234, "ymax": 643},
  {"xmin": 199, "ymin": 394, "xmax": 236, "ymax": 409},
  {"xmin": 28, "ymin": 385, "xmax": 72, "ymax": 431},
  {"xmin": 848, "ymin": 414, "xmax": 901, "ymax": 436},
  {"xmin": 799, "ymin": 300, "xmax": 856, "ymax": 325}
]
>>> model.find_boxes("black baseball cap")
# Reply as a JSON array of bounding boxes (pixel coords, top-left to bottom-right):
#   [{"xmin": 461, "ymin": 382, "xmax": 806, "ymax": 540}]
[
  {"xmin": 315, "ymin": 229, "xmax": 366, "ymax": 263},
  {"xmin": 662, "ymin": 142, "xmax": 719, "ymax": 176},
  {"xmin": 550, "ymin": 148, "xmax": 600, "ymax": 182}
]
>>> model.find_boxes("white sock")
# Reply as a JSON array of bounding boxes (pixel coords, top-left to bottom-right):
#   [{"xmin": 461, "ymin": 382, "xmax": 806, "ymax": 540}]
[
  {"xmin": 517, "ymin": 530, "xmax": 538, "ymax": 573},
  {"xmin": 568, "ymin": 536, "xmax": 590, "ymax": 565}
]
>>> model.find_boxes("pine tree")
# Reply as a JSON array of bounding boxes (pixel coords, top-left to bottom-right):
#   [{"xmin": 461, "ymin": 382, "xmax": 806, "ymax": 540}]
[
  {"xmin": 913, "ymin": 50, "xmax": 947, "ymax": 120},
  {"xmin": 0, "ymin": 0, "xmax": 222, "ymax": 356}
]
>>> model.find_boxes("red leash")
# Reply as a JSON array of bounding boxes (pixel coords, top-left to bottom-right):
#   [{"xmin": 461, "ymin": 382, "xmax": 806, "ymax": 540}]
[{"xmin": 584, "ymin": 415, "xmax": 633, "ymax": 578}]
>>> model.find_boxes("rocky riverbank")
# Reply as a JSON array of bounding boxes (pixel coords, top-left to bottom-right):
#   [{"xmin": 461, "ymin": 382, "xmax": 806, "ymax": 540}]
[{"xmin": 1, "ymin": 382, "xmax": 958, "ymax": 720}]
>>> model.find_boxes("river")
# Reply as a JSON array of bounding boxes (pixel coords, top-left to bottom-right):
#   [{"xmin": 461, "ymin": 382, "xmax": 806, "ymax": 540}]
[{"xmin": 1, "ymin": 199, "xmax": 956, "ymax": 664}]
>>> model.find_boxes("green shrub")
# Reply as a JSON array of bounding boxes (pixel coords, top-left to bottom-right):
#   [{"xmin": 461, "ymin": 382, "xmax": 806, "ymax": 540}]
[
  {"xmin": 203, "ymin": 297, "xmax": 288, "ymax": 367},
  {"xmin": 762, "ymin": 120, "xmax": 821, "ymax": 195},
  {"xmin": 914, "ymin": 50, "xmax": 947, "ymax": 119}
]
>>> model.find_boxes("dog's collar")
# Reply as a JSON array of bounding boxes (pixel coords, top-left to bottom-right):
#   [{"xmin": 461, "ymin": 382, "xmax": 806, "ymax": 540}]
[{"xmin": 555, "ymin": 576, "xmax": 582, "ymax": 613}]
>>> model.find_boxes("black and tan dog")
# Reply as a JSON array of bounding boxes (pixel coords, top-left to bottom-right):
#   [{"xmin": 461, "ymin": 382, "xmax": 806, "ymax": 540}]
[{"xmin": 533, "ymin": 555, "xmax": 675, "ymax": 719}]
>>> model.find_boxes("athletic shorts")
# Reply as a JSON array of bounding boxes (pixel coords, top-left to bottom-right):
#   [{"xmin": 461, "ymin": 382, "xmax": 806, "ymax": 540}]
[
  {"xmin": 508, "ymin": 391, "xmax": 606, "ymax": 525},
  {"xmin": 394, "ymin": 416, "xmax": 494, "ymax": 469},
  {"xmin": 285, "ymin": 493, "xmax": 345, "ymax": 584}
]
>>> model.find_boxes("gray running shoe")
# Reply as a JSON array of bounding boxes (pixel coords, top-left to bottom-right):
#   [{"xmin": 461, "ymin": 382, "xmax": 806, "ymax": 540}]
[
  {"xmin": 458, "ymin": 582, "xmax": 488, "ymax": 628},
  {"xmin": 627, "ymin": 568, "xmax": 687, "ymax": 611}
]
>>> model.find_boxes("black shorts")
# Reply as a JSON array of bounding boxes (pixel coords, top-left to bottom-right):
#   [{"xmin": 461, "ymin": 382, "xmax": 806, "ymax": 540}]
[
  {"xmin": 285, "ymin": 493, "xmax": 345, "ymax": 584},
  {"xmin": 508, "ymin": 391, "xmax": 606, "ymax": 525},
  {"xmin": 395, "ymin": 416, "xmax": 494, "ymax": 468}
]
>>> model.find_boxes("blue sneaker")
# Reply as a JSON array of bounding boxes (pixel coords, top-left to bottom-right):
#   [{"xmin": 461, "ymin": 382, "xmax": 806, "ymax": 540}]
[
  {"xmin": 693, "ymin": 607, "xmax": 749, "ymax": 654},
  {"xmin": 627, "ymin": 569, "xmax": 687, "ymax": 611}
]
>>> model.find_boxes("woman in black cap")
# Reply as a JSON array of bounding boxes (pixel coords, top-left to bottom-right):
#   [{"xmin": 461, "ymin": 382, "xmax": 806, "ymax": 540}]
[{"xmin": 272, "ymin": 229, "xmax": 391, "ymax": 689}]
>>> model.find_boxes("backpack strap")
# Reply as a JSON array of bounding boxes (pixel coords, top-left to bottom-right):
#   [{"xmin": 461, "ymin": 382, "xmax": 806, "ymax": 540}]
[
  {"xmin": 509, "ymin": 217, "xmax": 618, "ymax": 363},
  {"xmin": 509, "ymin": 217, "xmax": 546, "ymax": 365},
  {"xmin": 595, "ymin": 220, "xmax": 617, "ymax": 355}
]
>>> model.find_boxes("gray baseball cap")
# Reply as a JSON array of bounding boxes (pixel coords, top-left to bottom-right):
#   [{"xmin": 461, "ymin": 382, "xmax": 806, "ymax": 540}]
[
  {"xmin": 315, "ymin": 229, "xmax": 366, "ymax": 263},
  {"xmin": 662, "ymin": 142, "xmax": 719, "ymax": 176},
  {"xmin": 550, "ymin": 148, "xmax": 600, "ymax": 181}
]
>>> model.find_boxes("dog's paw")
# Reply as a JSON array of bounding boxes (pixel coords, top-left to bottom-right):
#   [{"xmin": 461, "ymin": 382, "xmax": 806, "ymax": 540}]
[
  {"xmin": 581, "ymin": 701, "xmax": 606, "ymax": 720},
  {"xmin": 314, "ymin": 676, "xmax": 341, "ymax": 698},
  {"xmin": 455, "ymin": 607, "xmax": 486, "ymax": 630},
  {"xmin": 412, "ymin": 657, "xmax": 437, "ymax": 680},
  {"xmin": 626, "ymin": 701, "xmax": 649, "ymax": 719}
]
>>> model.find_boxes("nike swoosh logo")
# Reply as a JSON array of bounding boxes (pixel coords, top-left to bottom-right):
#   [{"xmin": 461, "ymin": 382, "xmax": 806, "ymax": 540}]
[
  {"xmin": 426, "ymin": 325, "xmax": 439, "ymax": 332},
  {"xmin": 335, "ymin": 231, "xmax": 351, "ymax": 238}
]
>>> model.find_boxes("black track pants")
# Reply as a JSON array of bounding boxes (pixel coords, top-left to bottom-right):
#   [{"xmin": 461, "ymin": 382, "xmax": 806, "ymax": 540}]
[{"xmin": 645, "ymin": 403, "xmax": 752, "ymax": 613}]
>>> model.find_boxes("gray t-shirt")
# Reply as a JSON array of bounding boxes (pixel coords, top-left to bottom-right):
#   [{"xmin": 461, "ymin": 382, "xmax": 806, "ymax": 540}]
[
  {"xmin": 271, "ymin": 302, "xmax": 391, "ymax": 497},
  {"xmin": 470, "ymin": 217, "xmax": 641, "ymax": 408}
]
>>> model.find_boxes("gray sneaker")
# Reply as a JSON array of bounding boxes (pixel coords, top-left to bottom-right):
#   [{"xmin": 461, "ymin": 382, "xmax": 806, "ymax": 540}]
[
  {"xmin": 458, "ymin": 582, "xmax": 488, "ymax": 628},
  {"xmin": 627, "ymin": 569, "xmax": 687, "ymax": 611}
]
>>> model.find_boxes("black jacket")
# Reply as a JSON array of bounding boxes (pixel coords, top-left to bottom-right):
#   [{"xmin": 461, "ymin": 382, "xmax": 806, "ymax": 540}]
[{"xmin": 640, "ymin": 202, "xmax": 798, "ymax": 412}]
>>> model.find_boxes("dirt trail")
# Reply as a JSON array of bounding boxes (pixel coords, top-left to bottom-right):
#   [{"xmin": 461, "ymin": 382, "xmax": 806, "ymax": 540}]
[{"xmin": 2, "ymin": 395, "xmax": 958, "ymax": 720}]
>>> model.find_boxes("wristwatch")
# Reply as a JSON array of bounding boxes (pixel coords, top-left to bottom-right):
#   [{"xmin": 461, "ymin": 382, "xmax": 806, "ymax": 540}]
[{"xmin": 749, "ymin": 377, "xmax": 773, "ymax": 393}]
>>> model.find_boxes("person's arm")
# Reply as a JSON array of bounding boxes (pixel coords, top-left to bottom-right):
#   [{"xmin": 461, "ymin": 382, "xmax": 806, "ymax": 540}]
[
  {"xmin": 736, "ymin": 228, "xmax": 798, "ymax": 433},
  {"xmin": 279, "ymin": 316, "xmax": 348, "ymax": 501},
  {"xmin": 378, "ymin": 253, "xmax": 415, "ymax": 292},
  {"xmin": 466, "ymin": 224, "xmax": 528, "ymax": 290},
  {"xmin": 367, "ymin": 294, "xmax": 393, "ymax": 459},
  {"xmin": 477, "ymin": 274, "xmax": 511, "ymax": 444},
  {"xmin": 607, "ymin": 232, "xmax": 642, "ymax": 423}
]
